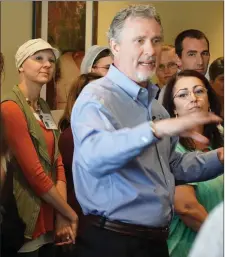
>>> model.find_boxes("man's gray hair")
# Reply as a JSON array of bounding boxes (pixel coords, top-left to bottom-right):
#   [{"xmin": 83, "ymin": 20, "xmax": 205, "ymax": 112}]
[{"xmin": 107, "ymin": 5, "xmax": 162, "ymax": 44}]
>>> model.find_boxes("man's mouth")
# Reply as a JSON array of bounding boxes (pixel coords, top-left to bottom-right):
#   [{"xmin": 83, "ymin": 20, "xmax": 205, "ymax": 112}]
[
  {"xmin": 138, "ymin": 61, "xmax": 156, "ymax": 67},
  {"xmin": 196, "ymin": 68, "xmax": 204, "ymax": 73}
]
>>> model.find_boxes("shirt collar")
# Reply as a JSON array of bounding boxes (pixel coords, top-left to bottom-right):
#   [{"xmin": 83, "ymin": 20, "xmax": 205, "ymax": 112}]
[{"xmin": 106, "ymin": 64, "xmax": 158, "ymax": 106}]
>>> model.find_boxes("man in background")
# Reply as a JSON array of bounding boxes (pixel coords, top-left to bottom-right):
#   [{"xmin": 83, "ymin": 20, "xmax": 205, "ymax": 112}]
[
  {"xmin": 156, "ymin": 45, "xmax": 178, "ymax": 102},
  {"xmin": 159, "ymin": 29, "xmax": 211, "ymax": 103},
  {"xmin": 175, "ymin": 29, "xmax": 210, "ymax": 76},
  {"xmin": 209, "ymin": 57, "xmax": 224, "ymax": 119}
]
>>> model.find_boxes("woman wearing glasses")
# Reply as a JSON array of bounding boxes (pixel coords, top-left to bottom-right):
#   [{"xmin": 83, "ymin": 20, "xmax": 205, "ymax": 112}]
[
  {"xmin": 58, "ymin": 45, "xmax": 112, "ymax": 220},
  {"xmin": 162, "ymin": 70, "xmax": 223, "ymax": 257},
  {"xmin": 80, "ymin": 45, "xmax": 112, "ymax": 76}
]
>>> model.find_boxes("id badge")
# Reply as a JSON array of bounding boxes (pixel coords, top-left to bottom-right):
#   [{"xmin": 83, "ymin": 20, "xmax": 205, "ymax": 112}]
[{"xmin": 40, "ymin": 111, "xmax": 58, "ymax": 130}]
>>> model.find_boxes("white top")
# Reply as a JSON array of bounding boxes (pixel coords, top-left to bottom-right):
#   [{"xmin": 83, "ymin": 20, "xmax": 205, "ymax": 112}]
[
  {"xmin": 188, "ymin": 201, "xmax": 224, "ymax": 257},
  {"xmin": 157, "ymin": 85, "xmax": 166, "ymax": 104},
  {"xmin": 18, "ymin": 231, "xmax": 54, "ymax": 253}
]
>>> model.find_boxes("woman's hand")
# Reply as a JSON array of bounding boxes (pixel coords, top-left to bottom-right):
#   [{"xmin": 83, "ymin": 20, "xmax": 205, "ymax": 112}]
[
  {"xmin": 217, "ymin": 147, "xmax": 224, "ymax": 164},
  {"xmin": 55, "ymin": 212, "xmax": 78, "ymax": 246}
]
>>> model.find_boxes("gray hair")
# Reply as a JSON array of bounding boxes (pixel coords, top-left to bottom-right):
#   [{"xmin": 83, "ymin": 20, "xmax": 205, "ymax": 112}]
[{"xmin": 107, "ymin": 4, "xmax": 162, "ymax": 44}]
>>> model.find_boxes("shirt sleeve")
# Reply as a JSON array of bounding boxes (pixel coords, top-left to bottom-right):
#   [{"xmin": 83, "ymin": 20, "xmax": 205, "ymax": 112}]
[
  {"xmin": 56, "ymin": 154, "xmax": 66, "ymax": 183},
  {"xmin": 1, "ymin": 101, "xmax": 54, "ymax": 196},
  {"xmin": 169, "ymin": 136, "xmax": 223, "ymax": 183},
  {"xmin": 71, "ymin": 92, "xmax": 159, "ymax": 178}
]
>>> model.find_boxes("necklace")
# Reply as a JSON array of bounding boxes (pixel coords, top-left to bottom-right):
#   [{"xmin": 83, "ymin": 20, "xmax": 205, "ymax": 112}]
[{"xmin": 25, "ymin": 98, "xmax": 41, "ymax": 115}]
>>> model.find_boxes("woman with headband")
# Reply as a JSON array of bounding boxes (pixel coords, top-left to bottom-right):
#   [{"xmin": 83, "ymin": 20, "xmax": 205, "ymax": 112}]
[{"xmin": 1, "ymin": 39, "xmax": 78, "ymax": 257}]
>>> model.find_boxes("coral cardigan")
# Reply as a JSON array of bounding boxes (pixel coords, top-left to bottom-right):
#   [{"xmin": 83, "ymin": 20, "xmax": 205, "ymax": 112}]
[{"xmin": 1, "ymin": 101, "xmax": 66, "ymax": 239}]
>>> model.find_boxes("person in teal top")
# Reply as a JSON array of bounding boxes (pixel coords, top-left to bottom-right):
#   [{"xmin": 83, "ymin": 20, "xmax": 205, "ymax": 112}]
[{"xmin": 162, "ymin": 69, "xmax": 224, "ymax": 257}]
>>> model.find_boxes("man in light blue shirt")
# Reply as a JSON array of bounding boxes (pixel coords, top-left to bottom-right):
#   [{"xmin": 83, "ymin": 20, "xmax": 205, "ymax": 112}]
[{"xmin": 71, "ymin": 5, "xmax": 223, "ymax": 257}]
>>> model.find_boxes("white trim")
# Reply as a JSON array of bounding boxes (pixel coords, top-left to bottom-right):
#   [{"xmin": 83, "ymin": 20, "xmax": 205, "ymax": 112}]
[
  {"xmin": 85, "ymin": 2, "xmax": 94, "ymax": 52},
  {"xmin": 40, "ymin": 2, "xmax": 48, "ymax": 100}
]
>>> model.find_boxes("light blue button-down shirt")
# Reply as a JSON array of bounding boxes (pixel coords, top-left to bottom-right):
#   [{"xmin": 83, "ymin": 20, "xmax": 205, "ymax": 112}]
[{"xmin": 71, "ymin": 65, "xmax": 223, "ymax": 227}]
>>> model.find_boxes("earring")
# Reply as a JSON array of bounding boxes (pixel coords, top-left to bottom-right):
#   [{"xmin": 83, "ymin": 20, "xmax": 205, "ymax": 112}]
[
  {"xmin": 209, "ymin": 108, "xmax": 212, "ymax": 112},
  {"xmin": 175, "ymin": 114, "xmax": 178, "ymax": 118}
]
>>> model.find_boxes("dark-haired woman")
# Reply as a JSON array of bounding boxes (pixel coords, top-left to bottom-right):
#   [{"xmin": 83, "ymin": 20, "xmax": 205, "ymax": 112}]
[
  {"xmin": 57, "ymin": 73, "xmax": 102, "ymax": 257},
  {"xmin": 162, "ymin": 70, "xmax": 224, "ymax": 257},
  {"xmin": 58, "ymin": 74, "xmax": 102, "ymax": 211}
]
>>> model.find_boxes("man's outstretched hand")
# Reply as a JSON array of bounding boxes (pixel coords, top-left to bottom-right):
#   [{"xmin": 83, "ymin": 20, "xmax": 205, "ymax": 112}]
[{"xmin": 154, "ymin": 112, "xmax": 222, "ymax": 144}]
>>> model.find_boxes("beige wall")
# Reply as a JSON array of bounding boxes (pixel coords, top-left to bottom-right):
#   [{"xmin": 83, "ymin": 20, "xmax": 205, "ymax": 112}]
[
  {"xmin": 97, "ymin": 1, "xmax": 223, "ymax": 62},
  {"xmin": 1, "ymin": 1, "xmax": 32, "ymax": 96},
  {"xmin": 1, "ymin": 1, "xmax": 223, "ymax": 96}
]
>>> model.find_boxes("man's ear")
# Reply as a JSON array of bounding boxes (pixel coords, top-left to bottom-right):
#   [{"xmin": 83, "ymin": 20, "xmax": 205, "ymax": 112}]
[
  {"xmin": 176, "ymin": 54, "xmax": 182, "ymax": 70},
  {"xmin": 174, "ymin": 109, "xmax": 178, "ymax": 117},
  {"xmin": 110, "ymin": 39, "xmax": 120, "ymax": 58},
  {"xmin": 209, "ymin": 79, "xmax": 214, "ymax": 86}
]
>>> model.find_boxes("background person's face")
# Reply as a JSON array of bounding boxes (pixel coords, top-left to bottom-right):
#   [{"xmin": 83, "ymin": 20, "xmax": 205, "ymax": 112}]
[
  {"xmin": 92, "ymin": 55, "xmax": 113, "ymax": 76},
  {"xmin": 111, "ymin": 17, "xmax": 163, "ymax": 85},
  {"xmin": 156, "ymin": 49, "xmax": 178, "ymax": 87},
  {"xmin": 173, "ymin": 76, "xmax": 209, "ymax": 117},
  {"xmin": 211, "ymin": 74, "xmax": 224, "ymax": 98},
  {"xmin": 178, "ymin": 37, "xmax": 210, "ymax": 75}
]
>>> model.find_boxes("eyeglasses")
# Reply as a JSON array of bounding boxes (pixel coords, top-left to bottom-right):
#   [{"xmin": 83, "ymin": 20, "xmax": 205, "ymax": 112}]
[
  {"xmin": 158, "ymin": 62, "xmax": 177, "ymax": 72},
  {"xmin": 173, "ymin": 86, "xmax": 208, "ymax": 100},
  {"xmin": 93, "ymin": 65, "xmax": 110, "ymax": 70}
]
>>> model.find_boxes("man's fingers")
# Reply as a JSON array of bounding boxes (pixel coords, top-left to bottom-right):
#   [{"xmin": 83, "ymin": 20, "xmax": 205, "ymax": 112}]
[
  {"xmin": 189, "ymin": 112, "xmax": 222, "ymax": 127},
  {"xmin": 155, "ymin": 112, "xmax": 222, "ymax": 139},
  {"xmin": 183, "ymin": 131, "xmax": 209, "ymax": 144}
]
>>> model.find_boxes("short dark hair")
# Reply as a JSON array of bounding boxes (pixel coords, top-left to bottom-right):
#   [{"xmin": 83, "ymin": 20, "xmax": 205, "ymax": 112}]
[
  {"xmin": 209, "ymin": 57, "xmax": 224, "ymax": 81},
  {"xmin": 162, "ymin": 69, "xmax": 223, "ymax": 151},
  {"xmin": 175, "ymin": 29, "xmax": 210, "ymax": 58}
]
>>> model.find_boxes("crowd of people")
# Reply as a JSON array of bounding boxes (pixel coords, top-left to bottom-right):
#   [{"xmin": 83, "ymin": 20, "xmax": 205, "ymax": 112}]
[{"xmin": 0, "ymin": 4, "xmax": 224, "ymax": 257}]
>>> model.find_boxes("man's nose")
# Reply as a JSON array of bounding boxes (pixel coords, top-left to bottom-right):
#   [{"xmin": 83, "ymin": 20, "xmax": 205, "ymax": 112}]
[
  {"xmin": 164, "ymin": 65, "xmax": 170, "ymax": 74},
  {"xmin": 196, "ymin": 54, "xmax": 203, "ymax": 65},
  {"xmin": 144, "ymin": 41, "xmax": 156, "ymax": 56}
]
